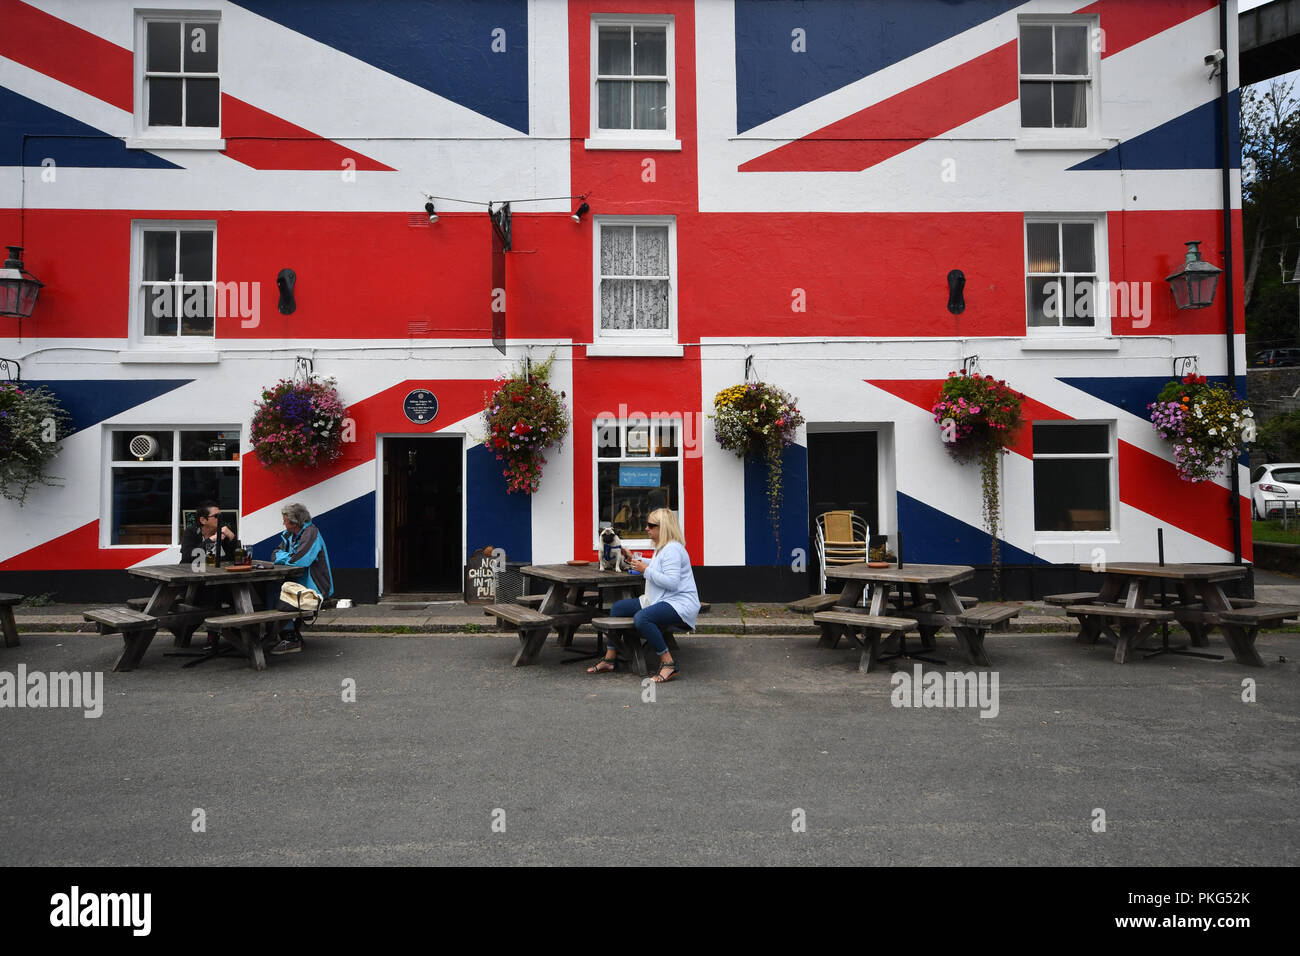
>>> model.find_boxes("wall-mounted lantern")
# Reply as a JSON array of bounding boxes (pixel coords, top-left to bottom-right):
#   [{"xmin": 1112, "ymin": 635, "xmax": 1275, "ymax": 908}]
[
  {"xmin": 0, "ymin": 246, "xmax": 43, "ymax": 319},
  {"xmin": 1166, "ymin": 241, "xmax": 1222, "ymax": 310}
]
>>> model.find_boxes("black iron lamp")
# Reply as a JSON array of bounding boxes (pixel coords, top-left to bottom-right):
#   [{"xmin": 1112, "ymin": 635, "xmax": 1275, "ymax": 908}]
[
  {"xmin": 0, "ymin": 246, "xmax": 43, "ymax": 318},
  {"xmin": 1166, "ymin": 241, "xmax": 1222, "ymax": 310}
]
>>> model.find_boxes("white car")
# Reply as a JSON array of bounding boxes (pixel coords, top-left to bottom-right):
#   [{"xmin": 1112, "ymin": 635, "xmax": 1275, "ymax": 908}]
[{"xmin": 1250, "ymin": 463, "xmax": 1300, "ymax": 519}]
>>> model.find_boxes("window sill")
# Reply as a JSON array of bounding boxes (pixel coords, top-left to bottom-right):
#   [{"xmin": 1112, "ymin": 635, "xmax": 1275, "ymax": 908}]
[
  {"xmin": 584, "ymin": 137, "xmax": 681, "ymax": 152},
  {"xmin": 119, "ymin": 350, "xmax": 221, "ymax": 364},
  {"xmin": 125, "ymin": 136, "xmax": 226, "ymax": 151},
  {"xmin": 1014, "ymin": 136, "xmax": 1112, "ymax": 152},
  {"xmin": 1019, "ymin": 337, "xmax": 1119, "ymax": 352},
  {"xmin": 586, "ymin": 343, "xmax": 684, "ymax": 357}
]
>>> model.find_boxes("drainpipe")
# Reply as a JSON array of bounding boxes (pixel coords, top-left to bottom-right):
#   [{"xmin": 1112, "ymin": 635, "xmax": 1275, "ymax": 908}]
[{"xmin": 1220, "ymin": 0, "xmax": 1243, "ymax": 568}]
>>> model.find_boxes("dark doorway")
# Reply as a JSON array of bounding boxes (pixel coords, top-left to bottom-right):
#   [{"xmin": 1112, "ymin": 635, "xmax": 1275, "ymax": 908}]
[
  {"xmin": 807, "ymin": 431, "xmax": 879, "ymax": 591},
  {"xmin": 383, "ymin": 437, "xmax": 462, "ymax": 594}
]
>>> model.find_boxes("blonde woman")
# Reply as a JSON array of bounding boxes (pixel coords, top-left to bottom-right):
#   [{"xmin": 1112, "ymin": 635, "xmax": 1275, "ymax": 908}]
[{"xmin": 587, "ymin": 508, "xmax": 700, "ymax": 682}]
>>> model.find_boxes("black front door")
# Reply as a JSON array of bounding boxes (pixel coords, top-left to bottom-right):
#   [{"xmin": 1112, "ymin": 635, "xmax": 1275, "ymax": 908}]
[{"xmin": 383, "ymin": 437, "xmax": 462, "ymax": 594}]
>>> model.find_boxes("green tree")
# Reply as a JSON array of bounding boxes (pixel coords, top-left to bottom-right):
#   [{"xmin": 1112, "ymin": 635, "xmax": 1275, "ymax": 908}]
[{"xmin": 1242, "ymin": 80, "xmax": 1300, "ymax": 351}]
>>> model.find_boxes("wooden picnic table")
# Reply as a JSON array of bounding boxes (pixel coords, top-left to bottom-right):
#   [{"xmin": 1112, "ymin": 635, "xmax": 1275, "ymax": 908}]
[
  {"xmin": 101, "ymin": 562, "xmax": 303, "ymax": 670},
  {"xmin": 486, "ymin": 563, "xmax": 644, "ymax": 666},
  {"xmin": 822, "ymin": 563, "xmax": 1003, "ymax": 669},
  {"xmin": 1072, "ymin": 563, "xmax": 1297, "ymax": 666}
]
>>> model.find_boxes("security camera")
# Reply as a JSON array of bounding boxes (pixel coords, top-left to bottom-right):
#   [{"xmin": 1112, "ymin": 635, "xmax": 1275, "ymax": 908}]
[{"xmin": 1204, "ymin": 49, "xmax": 1224, "ymax": 65}]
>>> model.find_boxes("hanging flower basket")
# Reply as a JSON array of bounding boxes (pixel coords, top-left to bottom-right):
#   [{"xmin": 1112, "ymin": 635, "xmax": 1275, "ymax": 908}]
[
  {"xmin": 712, "ymin": 382, "xmax": 805, "ymax": 537},
  {"xmin": 931, "ymin": 370, "xmax": 1026, "ymax": 594},
  {"xmin": 483, "ymin": 354, "xmax": 569, "ymax": 494},
  {"xmin": 1148, "ymin": 374, "xmax": 1252, "ymax": 482},
  {"xmin": 250, "ymin": 375, "xmax": 347, "ymax": 469},
  {"xmin": 0, "ymin": 380, "xmax": 71, "ymax": 504}
]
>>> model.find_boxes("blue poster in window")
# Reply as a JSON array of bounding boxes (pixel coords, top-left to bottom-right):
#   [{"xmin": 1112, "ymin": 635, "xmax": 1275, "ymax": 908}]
[{"xmin": 619, "ymin": 465, "xmax": 661, "ymax": 487}]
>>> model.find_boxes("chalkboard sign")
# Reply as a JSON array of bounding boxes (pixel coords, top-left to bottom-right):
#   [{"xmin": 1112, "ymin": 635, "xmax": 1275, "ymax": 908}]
[
  {"xmin": 403, "ymin": 389, "xmax": 439, "ymax": 425},
  {"xmin": 464, "ymin": 550, "xmax": 499, "ymax": 604}
]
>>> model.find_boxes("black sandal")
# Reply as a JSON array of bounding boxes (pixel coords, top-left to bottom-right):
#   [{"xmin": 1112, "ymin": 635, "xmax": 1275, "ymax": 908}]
[
  {"xmin": 652, "ymin": 660, "xmax": 679, "ymax": 683},
  {"xmin": 586, "ymin": 657, "xmax": 620, "ymax": 674}
]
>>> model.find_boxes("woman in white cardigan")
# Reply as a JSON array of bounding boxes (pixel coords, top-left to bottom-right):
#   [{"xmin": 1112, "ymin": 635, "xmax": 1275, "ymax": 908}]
[{"xmin": 588, "ymin": 507, "xmax": 700, "ymax": 683}]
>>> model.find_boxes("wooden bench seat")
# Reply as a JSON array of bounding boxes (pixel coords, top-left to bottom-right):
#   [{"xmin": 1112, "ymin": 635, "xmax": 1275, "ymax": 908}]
[
  {"xmin": 0, "ymin": 592, "xmax": 21, "ymax": 649},
  {"xmin": 590, "ymin": 616, "xmax": 683, "ymax": 676},
  {"xmin": 1218, "ymin": 604, "xmax": 1300, "ymax": 626},
  {"xmin": 484, "ymin": 603, "xmax": 552, "ymax": 628},
  {"xmin": 1043, "ymin": 592, "xmax": 1100, "ymax": 607},
  {"xmin": 957, "ymin": 602, "xmax": 1022, "ymax": 627},
  {"xmin": 813, "ymin": 610, "xmax": 917, "ymax": 673},
  {"xmin": 1066, "ymin": 603, "xmax": 1176, "ymax": 663},
  {"xmin": 201, "ymin": 610, "xmax": 302, "ymax": 671},
  {"xmin": 84, "ymin": 606, "xmax": 162, "ymax": 672},
  {"xmin": 515, "ymin": 594, "xmax": 546, "ymax": 609},
  {"xmin": 787, "ymin": 593, "xmax": 842, "ymax": 614}
]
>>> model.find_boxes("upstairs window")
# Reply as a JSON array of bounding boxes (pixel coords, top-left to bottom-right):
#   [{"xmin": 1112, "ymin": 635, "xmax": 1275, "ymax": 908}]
[
  {"xmin": 1019, "ymin": 19, "xmax": 1094, "ymax": 131},
  {"xmin": 132, "ymin": 12, "xmax": 222, "ymax": 146},
  {"xmin": 588, "ymin": 16, "xmax": 678, "ymax": 149}
]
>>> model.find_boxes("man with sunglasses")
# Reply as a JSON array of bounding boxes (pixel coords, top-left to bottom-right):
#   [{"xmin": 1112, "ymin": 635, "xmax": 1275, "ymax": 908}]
[{"xmin": 179, "ymin": 500, "xmax": 236, "ymax": 565}]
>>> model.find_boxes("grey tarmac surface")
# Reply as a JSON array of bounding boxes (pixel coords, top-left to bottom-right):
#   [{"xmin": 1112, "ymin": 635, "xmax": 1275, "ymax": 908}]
[{"xmin": 2, "ymin": 626, "xmax": 1297, "ymax": 867}]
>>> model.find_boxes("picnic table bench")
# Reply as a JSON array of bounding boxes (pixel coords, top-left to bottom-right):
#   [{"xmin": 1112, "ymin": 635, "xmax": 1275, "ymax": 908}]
[
  {"xmin": 1, "ymin": 593, "xmax": 21, "ymax": 648},
  {"xmin": 203, "ymin": 609, "xmax": 302, "ymax": 671},
  {"xmin": 83, "ymin": 607, "xmax": 162, "ymax": 672},
  {"xmin": 812, "ymin": 609, "xmax": 918, "ymax": 673}
]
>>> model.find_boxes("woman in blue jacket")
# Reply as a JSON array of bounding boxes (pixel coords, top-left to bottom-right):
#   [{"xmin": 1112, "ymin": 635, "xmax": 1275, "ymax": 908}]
[
  {"xmin": 269, "ymin": 501, "xmax": 333, "ymax": 654},
  {"xmin": 588, "ymin": 507, "xmax": 699, "ymax": 683}
]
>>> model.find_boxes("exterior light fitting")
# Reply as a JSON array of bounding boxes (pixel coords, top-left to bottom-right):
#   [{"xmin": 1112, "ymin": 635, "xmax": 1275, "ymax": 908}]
[
  {"xmin": 0, "ymin": 246, "xmax": 43, "ymax": 319},
  {"xmin": 1166, "ymin": 241, "xmax": 1222, "ymax": 310}
]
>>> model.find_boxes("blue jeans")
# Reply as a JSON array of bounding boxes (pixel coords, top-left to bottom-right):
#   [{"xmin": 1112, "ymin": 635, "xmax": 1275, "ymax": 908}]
[{"xmin": 610, "ymin": 598, "xmax": 684, "ymax": 656}]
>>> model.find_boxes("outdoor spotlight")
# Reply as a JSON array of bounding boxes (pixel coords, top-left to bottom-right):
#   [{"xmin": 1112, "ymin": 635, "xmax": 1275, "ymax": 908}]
[
  {"xmin": 571, "ymin": 202, "xmax": 590, "ymax": 223},
  {"xmin": 424, "ymin": 201, "xmax": 438, "ymax": 223}
]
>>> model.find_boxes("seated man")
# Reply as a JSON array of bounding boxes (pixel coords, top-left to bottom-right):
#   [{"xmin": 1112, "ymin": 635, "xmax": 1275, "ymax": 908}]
[
  {"xmin": 179, "ymin": 500, "xmax": 236, "ymax": 565},
  {"xmin": 269, "ymin": 501, "xmax": 333, "ymax": 655}
]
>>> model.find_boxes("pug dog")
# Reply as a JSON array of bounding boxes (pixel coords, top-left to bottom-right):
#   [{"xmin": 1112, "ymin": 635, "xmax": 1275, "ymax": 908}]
[{"xmin": 598, "ymin": 527, "xmax": 628, "ymax": 572}]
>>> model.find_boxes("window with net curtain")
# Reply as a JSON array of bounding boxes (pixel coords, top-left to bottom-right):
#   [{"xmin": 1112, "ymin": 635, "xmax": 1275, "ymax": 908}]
[
  {"xmin": 597, "ymin": 24, "xmax": 668, "ymax": 132},
  {"xmin": 599, "ymin": 223, "xmax": 671, "ymax": 333},
  {"xmin": 1019, "ymin": 21, "xmax": 1090, "ymax": 129}
]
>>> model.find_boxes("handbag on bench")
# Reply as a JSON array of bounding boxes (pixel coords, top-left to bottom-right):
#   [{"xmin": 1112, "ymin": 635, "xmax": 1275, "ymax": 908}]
[{"xmin": 279, "ymin": 581, "xmax": 323, "ymax": 626}]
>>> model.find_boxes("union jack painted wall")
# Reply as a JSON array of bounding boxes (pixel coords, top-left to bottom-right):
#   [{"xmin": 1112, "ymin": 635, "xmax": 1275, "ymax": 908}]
[{"xmin": 0, "ymin": 0, "xmax": 1248, "ymax": 601}]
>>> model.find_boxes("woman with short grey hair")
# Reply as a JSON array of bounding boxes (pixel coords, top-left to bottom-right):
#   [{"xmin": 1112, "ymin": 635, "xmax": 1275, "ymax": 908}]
[
  {"xmin": 281, "ymin": 502, "xmax": 312, "ymax": 527},
  {"xmin": 269, "ymin": 501, "xmax": 333, "ymax": 654}
]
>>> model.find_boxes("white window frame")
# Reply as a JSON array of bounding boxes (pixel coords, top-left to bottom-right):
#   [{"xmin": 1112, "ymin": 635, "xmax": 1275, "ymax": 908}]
[
  {"xmin": 593, "ymin": 417, "xmax": 684, "ymax": 550},
  {"xmin": 1015, "ymin": 14, "xmax": 1105, "ymax": 150},
  {"xmin": 130, "ymin": 219, "xmax": 218, "ymax": 346},
  {"xmin": 590, "ymin": 215, "xmax": 680, "ymax": 354},
  {"xmin": 585, "ymin": 14, "xmax": 681, "ymax": 151},
  {"xmin": 1024, "ymin": 213, "xmax": 1109, "ymax": 337},
  {"xmin": 1031, "ymin": 420, "xmax": 1117, "ymax": 539},
  {"xmin": 101, "ymin": 425, "xmax": 242, "ymax": 548},
  {"xmin": 129, "ymin": 8, "xmax": 225, "ymax": 150}
]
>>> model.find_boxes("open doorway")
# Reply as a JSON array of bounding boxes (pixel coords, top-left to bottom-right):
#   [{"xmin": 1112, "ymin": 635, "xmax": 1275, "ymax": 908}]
[
  {"xmin": 382, "ymin": 436, "xmax": 462, "ymax": 596},
  {"xmin": 807, "ymin": 430, "xmax": 880, "ymax": 592}
]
